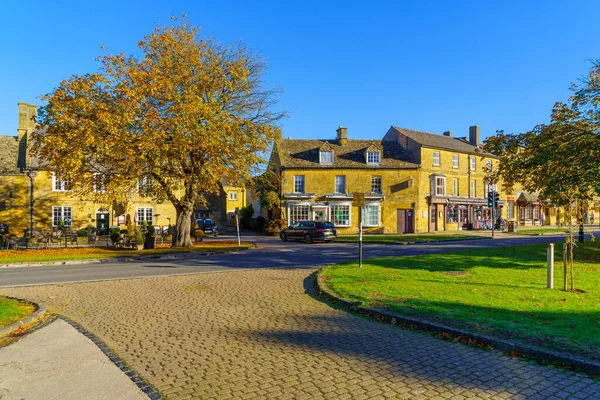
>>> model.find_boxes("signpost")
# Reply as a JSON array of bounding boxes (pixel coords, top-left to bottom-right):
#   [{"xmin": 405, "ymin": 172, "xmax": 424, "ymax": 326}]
[
  {"xmin": 353, "ymin": 193, "xmax": 365, "ymax": 268},
  {"xmin": 235, "ymin": 207, "xmax": 241, "ymax": 247}
]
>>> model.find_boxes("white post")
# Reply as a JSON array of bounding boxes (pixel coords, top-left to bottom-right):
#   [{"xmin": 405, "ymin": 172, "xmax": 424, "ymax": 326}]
[
  {"xmin": 236, "ymin": 214, "xmax": 241, "ymax": 247},
  {"xmin": 547, "ymin": 243, "xmax": 554, "ymax": 289}
]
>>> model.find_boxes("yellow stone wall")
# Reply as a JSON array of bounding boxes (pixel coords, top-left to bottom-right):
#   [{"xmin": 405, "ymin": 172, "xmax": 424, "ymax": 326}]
[
  {"xmin": 0, "ymin": 174, "xmax": 30, "ymax": 234},
  {"xmin": 281, "ymin": 168, "xmax": 419, "ymax": 234}
]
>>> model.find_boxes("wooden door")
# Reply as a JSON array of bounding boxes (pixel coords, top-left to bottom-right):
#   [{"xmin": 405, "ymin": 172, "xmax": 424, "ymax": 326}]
[
  {"xmin": 397, "ymin": 209, "xmax": 414, "ymax": 234},
  {"xmin": 429, "ymin": 206, "xmax": 437, "ymax": 232}
]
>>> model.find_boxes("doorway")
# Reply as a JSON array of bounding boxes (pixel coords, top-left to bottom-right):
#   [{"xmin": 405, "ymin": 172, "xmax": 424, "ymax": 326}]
[
  {"xmin": 313, "ymin": 209, "xmax": 326, "ymax": 221},
  {"xmin": 429, "ymin": 206, "xmax": 437, "ymax": 232},
  {"xmin": 397, "ymin": 209, "xmax": 414, "ymax": 234},
  {"xmin": 96, "ymin": 212, "xmax": 110, "ymax": 235}
]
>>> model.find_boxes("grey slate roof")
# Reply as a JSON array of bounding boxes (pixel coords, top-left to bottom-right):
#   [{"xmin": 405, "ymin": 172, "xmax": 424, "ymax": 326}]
[
  {"xmin": 390, "ymin": 126, "xmax": 496, "ymax": 157},
  {"xmin": 277, "ymin": 139, "xmax": 418, "ymax": 169},
  {"xmin": 0, "ymin": 135, "xmax": 19, "ymax": 173}
]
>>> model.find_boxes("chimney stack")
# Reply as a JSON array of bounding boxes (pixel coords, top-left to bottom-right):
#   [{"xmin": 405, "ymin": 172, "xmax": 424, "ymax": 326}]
[
  {"xmin": 17, "ymin": 102, "xmax": 37, "ymax": 169},
  {"xmin": 469, "ymin": 125, "xmax": 480, "ymax": 146},
  {"xmin": 443, "ymin": 130, "xmax": 453, "ymax": 138},
  {"xmin": 336, "ymin": 126, "xmax": 348, "ymax": 146}
]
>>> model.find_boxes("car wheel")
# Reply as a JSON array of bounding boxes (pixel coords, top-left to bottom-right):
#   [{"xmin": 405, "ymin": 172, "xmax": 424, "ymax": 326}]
[
  {"xmin": 280, "ymin": 232, "xmax": 288, "ymax": 242},
  {"xmin": 304, "ymin": 234, "xmax": 313, "ymax": 244}
]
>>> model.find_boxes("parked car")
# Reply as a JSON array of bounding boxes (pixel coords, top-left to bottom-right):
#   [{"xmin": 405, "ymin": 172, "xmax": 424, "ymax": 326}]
[
  {"xmin": 196, "ymin": 218, "xmax": 218, "ymax": 237},
  {"xmin": 280, "ymin": 221, "xmax": 336, "ymax": 244}
]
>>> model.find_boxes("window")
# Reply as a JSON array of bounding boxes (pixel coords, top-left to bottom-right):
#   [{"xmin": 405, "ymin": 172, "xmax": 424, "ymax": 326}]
[
  {"xmin": 137, "ymin": 176, "xmax": 153, "ymax": 195},
  {"xmin": 93, "ymin": 173, "xmax": 108, "ymax": 193},
  {"xmin": 486, "ymin": 160, "xmax": 492, "ymax": 172},
  {"xmin": 363, "ymin": 203, "xmax": 380, "ymax": 226},
  {"xmin": 446, "ymin": 205, "xmax": 457, "ymax": 223},
  {"xmin": 533, "ymin": 205, "xmax": 540, "ymax": 220},
  {"xmin": 52, "ymin": 206, "xmax": 72, "ymax": 227},
  {"xmin": 289, "ymin": 205, "xmax": 309, "ymax": 223},
  {"xmin": 228, "ymin": 191, "xmax": 238, "ymax": 201},
  {"xmin": 293, "ymin": 175, "xmax": 305, "ymax": 193},
  {"xmin": 136, "ymin": 207, "xmax": 153, "ymax": 226},
  {"xmin": 436, "ymin": 176, "xmax": 446, "ymax": 196},
  {"xmin": 525, "ymin": 204, "xmax": 532, "ymax": 219},
  {"xmin": 470, "ymin": 179, "xmax": 476, "ymax": 197},
  {"xmin": 331, "ymin": 204, "xmax": 350, "ymax": 226},
  {"xmin": 371, "ymin": 176, "xmax": 382, "ymax": 194},
  {"xmin": 433, "ymin": 151, "xmax": 440, "ymax": 166},
  {"xmin": 52, "ymin": 173, "xmax": 72, "ymax": 192},
  {"xmin": 335, "ymin": 175, "xmax": 346, "ymax": 193},
  {"xmin": 470, "ymin": 157, "xmax": 476, "ymax": 171},
  {"xmin": 452, "ymin": 154, "xmax": 459, "ymax": 168},
  {"xmin": 507, "ymin": 200, "xmax": 514, "ymax": 219},
  {"xmin": 452, "ymin": 178, "xmax": 459, "ymax": 196},
  {"xmin": 484, "ymin": 181, "xmax": 490, "ymax": 196},
  {"xmin": 320, "ymin": 151, "xmax": 333, "ymax": 165},
  {"xmin": 367, "ymin": 151, "xmax": 380, "ymax": 165}
]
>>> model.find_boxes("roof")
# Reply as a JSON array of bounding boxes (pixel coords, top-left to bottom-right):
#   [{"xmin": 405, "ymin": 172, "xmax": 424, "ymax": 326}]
[
  {"xmin": 517, "ymin": 192, "xmax": 539, "ymax": 203},
  {"xmin": 276, "ymin": 139, "xmax": 418, "ymax": 169},
  {"xmin": 389, "ymin": 126, "xmax": 496, "ymax": 157},
  {"xmin": 0, "ymin": 135, "xmax": 19, "ymax": 173}
]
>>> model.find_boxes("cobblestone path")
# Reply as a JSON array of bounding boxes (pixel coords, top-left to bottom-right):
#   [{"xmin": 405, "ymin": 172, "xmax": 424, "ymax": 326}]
[{"xmin": 2, "ymin": 269, "xmax": 599, "ymax": 399}]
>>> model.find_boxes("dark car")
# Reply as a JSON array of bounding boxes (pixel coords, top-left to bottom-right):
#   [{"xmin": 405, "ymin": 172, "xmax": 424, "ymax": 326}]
[
  {"xmin": 196, "ymin": 218, "xmax": 218, "ymax": 237},
  {"xmin": 280, "ymin": 221, "xmax": 337, "ymax": 244}
]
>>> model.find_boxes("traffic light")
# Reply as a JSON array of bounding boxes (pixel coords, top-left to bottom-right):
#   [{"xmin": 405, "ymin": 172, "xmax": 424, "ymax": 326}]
[
  {"xmin": 494, "ymin": 192, "xmax": 500, "ymax": 208},
  {"xmin": 487, "ymin": 191, "xmax": 494, "ymax": 207}
]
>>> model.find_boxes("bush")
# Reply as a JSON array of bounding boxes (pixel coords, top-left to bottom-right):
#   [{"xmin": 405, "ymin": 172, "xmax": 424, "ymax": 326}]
[
  {"xmin": 119, "ymin": 229, "xmax": 129, "ymax": 234},
  {"xmin": 263, "ymin": 219, "xmax": 287, "ymax": 236},
  {"xmin": 193, "ymin": 229, "xmax": 205, "ymax": 238},
  {"xmin": 134, "ymin": 230, "xmax": 144, "ymax": 245},
  {"xmin": 255, "ymin": 216, "xmax": 267, "ymax": 232},
  {"xmin": 146, "ymin": 225, "xmax": 156, "ymax": 240},
  {"xmin": 77, "ymin": 229, "xmax": 89, "ymax": 237}
]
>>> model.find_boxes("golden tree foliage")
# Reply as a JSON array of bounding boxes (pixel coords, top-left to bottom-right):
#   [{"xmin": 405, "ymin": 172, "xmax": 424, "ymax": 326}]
[{"xmin": 32, "ymin": 18, "xmax": 284, "ymax": 247}]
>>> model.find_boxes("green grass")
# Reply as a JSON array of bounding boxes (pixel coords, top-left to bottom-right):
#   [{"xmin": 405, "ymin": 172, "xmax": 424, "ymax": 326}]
[
  {"xmin": 0, "ymin": 242, "xmax": 255, "ymax": 264},
  {"xmin": 515, "ymin": 228, "xmax": 570, "ymax": 235},
  {"xmin": 321, "ymin": 241, "xmax": 600, "ymax": 361},
  {"xmin": 0, "ymin": 296, "xmax": 35, "ymax": 329},
  {"xmin": 335, "ymin": 234, "xmax": 480, "ymax": 243}
]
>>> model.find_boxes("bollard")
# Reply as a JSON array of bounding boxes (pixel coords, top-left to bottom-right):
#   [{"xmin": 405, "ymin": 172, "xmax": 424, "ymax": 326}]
[
  {"xmin": 579, "ymin": 224, "xmax": 584, "ymax": 243},
  {"xmin": 547, "ymin": 243, "xmax": 554, "ymax": 289}
]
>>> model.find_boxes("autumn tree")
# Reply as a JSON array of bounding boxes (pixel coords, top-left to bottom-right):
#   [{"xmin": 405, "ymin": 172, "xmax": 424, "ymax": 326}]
[
  {"xmin": 251, "ymin": 169, "xmax": 280, "ymax": 219},
  {"xmin": 32, "ymin": 17, "xmax": 284, "ymax": 247},
  {"xmin": 484, "ymin": 61, "xmax": 600, "ymax": 290}
]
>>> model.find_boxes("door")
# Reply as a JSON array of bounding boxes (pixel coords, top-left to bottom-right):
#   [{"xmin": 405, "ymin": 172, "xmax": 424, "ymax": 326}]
[
  {"xmin": 429, "ymin": 206, "xmax": 437, "ymax": 232},
  {"xmin": 313, "ymin": 209, "xmax": 325, "ymax": 221},
  {"xmin": 458, "ymin": 206, "xmax": 469, "ymax": 230},
  {"xmin": 396, "ymin": 209, "xmax": 414, "ymax": 234},
  {"xmin": 96, "ymin": 212, "xmax": 109, "ymax": 235}
]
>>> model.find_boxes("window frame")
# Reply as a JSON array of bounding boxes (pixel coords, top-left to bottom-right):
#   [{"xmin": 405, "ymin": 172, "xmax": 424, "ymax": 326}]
[
  {"xmin": 330, "ymin": 203, "xmax": 351, "ymax": 227},
  {"xmin": 52, "ymin": 173, "xmax": 72, "ymax": 192},
  {"xmin": 452, "ymin": 154, "xmax": 459, "ymax": 169},
  {"xmin": 452, "ymin": 178, "xmax": 459, "ymax": 196},
  {"xmin": 228, "ymin": 191, "xmax": 238, "ymax": 201},
  {"xmin": 319, "ymin": 150, "xmax": 334, "ymax": 165},
  {"xmin": 507, "ymin": 200, "xmax": 515, "ymax": 219},
  {"xmin": 371, "ymin": 176, "xmax": 382, "ymax": 194},
  {"xmin": 293, "ymin": 175, "xmax": 305, "ymax": 194},
  {"xmin": 363, "ymin": 202, "xmax": 380, "ymax": 227},
  {"xmin": 52, "ymin": 206, "xmax": 72, "ymax": 227},
  {"xmin": 136, "ymin": 207, "xmax": 154, "ymax": 226},
  {"xmin": 289, "ymin": 204, "xmax": 310, "ymax": 224},
  {"xmin": 334, "ymin": 175, "xmax": 346, "ymax": 194},
  {"xmin": 470, "ymin": 157, "xmax": 476, "ymax": 171},
  {"xmin": 469, "ymin": 179, "xmax": 476, "ymax": 197},
  {"xmin": 366, "ymin": 151, "xmax": 381, "ymax": 165},
  {"xmin": 433, "ymin": 151, "xmax": 440, "ymax": 166}
]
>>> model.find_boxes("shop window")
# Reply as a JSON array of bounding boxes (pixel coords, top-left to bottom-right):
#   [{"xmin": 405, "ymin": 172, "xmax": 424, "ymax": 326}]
[
  {"xmin": 289, "ymin": 205, "xmax": 309, "ymax": 223},
  {"xmin": 363, "ymin": 203, "xmax": 380, "ymax": 227},
  {"xmin": 331, "ymin": 204, "xmax": 350, "ymax": 226},
  {"xmin": 52, "ymin": 206, "xmax": 72, "ymax": 227}
]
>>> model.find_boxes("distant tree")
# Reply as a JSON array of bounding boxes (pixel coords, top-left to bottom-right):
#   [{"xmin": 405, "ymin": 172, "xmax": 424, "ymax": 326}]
[
  {"xmin": 32, "ymin": 17, "xmax": 284, "ymax": 247},
  {"xmin": 485, "ymin": 61, "xmax": 600, "ymax": 291},
  {"xmin": 252, "ymin": 169, "xmax": 280, "ymax": 219}
]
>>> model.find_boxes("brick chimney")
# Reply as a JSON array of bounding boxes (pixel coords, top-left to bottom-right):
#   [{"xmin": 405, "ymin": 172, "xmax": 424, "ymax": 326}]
[
  {"xmin": 469, "ymin": 125, "xmax": 480, "ymax": 146},
  {"xmin": 443, "ymin": 131, "xmax": 453, "ymax": 138},
  {"xmin": 336, "ymin": 126, "xmax": 348, "ymax": 145}
]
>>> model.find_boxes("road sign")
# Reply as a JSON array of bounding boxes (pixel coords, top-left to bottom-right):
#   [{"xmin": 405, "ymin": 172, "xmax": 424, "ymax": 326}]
[{"xmin": 353, "ymin": 193, "xmax": 365, "ymax": 207}]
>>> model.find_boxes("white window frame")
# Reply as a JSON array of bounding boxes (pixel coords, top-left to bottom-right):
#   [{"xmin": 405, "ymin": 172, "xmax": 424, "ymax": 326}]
[
  {"xmin": 93, "ymin": 173, "xmax": 107, "ymax": 193},
  {"xmin": 366, "ymin": 151, "xmax": 381, "ymax": 165},
  {"xmin": 137, "ymin": 176, "xmax": 153, "ymax": 194},
  {"xmin": 52, "ymin": 206, "xmax": 72, "ymax": 227},
  {"xmin": 470, "ymin": 179, "xmax": 476, "ymax": 197},
  {"xmin": 334, "ymin": 175, "xmax": 346, "ymax": 194},
  {"xmin": 229, "ymin": 191, "xmax": 238, "ymax": 201},
  {"xmin": 371, "ymin": 176, "xmax": 382, "ymax": 194},
  {"xmin": 486, "ymin": 160, "xmax": 492, "ymax": 172},
  {"xmin": 293, "ymin": 175, "xmax": 305, "ymax": 193},
  {"xmin": 470, "ymin": 157, "xmax": 476, "ymax": 171},
  {"xmin": 136, "ymin": 207, "xmax": 154, "ymax": 226},
  {"xmin": 320, "ymin": 150, "xmax": 334, "ymax": 165},
  {"xmin": 52, "ymin": 173, "xmax": 72, "ymax": 192},
  {"xmin": 288, "ymin": 203, "xmax": 310, "ymax": 224},
  {"xmin": 452, "ymin": 178, "xmax": 458, "ymax": 196},
  {"xmin": 433, "ymin": 151, "xmax": 440, "ymax": 166},
  {"xmin": 363, "ymin": 202, "xmax": 380, "ymax": 227},
  {"xmin": 436, "ymin": 176, "xmax": 446, "ymax": 196},
  {"xmin": 452, "ymin": 154, "xmax": 459, "ymax": 169},
  {"xmin": 330, "ymin": 202, "xmax": 351, "ymax": 227},
  {"xmin": 507, "ymin": 200, "xmax": 515, "ymax": 219}
]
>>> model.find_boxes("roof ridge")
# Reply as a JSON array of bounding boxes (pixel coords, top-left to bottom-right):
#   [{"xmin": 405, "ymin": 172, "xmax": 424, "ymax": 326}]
[{"xmin": 392, "ymin": 126, "xmax": 444, "ymax": 137}]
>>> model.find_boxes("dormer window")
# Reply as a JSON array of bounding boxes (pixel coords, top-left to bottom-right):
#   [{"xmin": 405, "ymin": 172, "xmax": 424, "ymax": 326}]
[
  {"xmin": 320, "ymin": 150, "xmax": 333, "ymax": 165},
  {"xmin": 366, "ymin": 151, "xmax": 381, "ymax": 165}
]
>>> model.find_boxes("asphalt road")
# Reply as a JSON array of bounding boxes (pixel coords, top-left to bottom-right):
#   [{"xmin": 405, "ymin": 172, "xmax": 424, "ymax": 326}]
[{"xmin": 0, "ymin": 234, "xmax": 577, "ymax": 288}]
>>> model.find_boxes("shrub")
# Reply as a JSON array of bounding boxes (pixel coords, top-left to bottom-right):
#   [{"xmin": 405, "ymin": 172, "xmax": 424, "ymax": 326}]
[
  {"xmin": 193, "ymin": 229, "xmax": 205, "ymax": 238},
  {"xmin": 255, "ymin": 216, "xmax": 267, "ymax": 232},
  {"xmin": 77, "ymin": 229, "xmax": 89, "ymax": 237},
  {"xmin": 119, "ymin": 229, "xmax": 129, "ymax": 234},
  {"xmin": 146, "ymin": 225, "xmax": 156, "ymax": 240},
  {"xmin": 134, "ymin": 230, "xmax": 144, "ymax": 245},
  {"xmin": 110, "ymin": 231, "xmax": 121, "ymax": 244},
  {"xmin": 263, "ymin": 219, "xmax": 287, "ymax": 236}
]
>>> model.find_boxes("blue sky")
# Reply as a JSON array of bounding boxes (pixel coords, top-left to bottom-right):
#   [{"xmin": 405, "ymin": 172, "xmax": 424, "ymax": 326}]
[{"xmin": 1, "ymin": 0, "xmax": 599, "ymax": 142}]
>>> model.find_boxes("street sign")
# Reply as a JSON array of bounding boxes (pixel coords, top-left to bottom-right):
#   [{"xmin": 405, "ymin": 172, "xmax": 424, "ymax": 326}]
[{"xmin": 353, "ymin": 193, "xmax": 365, "ymax": 207}]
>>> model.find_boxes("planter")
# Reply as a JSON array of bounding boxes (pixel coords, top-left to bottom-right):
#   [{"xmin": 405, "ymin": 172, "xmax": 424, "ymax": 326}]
[
  {"xmin": 144, "ymin": 238, "xmax": 155, "ymax": 249},
  {"xmin": 135, "ymin": 244, "xmax": 144, "ymax": 251}
]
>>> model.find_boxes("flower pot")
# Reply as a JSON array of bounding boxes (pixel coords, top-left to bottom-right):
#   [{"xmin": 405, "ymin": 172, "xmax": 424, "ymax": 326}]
[{"xmin": 136, "ymin": 244, "xmax": 144, "ymax": 251}]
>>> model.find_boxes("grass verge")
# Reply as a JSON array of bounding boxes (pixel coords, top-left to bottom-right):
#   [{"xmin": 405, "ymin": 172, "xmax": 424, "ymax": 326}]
[
  {"xmin": 320, "ymin": 241, "xmax": 600, "ymax": 361},
  {"xmin": 0, "ymin": 296, "xmax": 35, "ymax": 329},
  {"xmin": 335, "ymin": 234, "xmax": 481, "ymax": 243},
  {"xmin": 0, "ymin": 241, "xmax": 255, "ymax": 264},
  {"xmin": 515, "ymin": 228, "xmax": 570, "ymax": 235}
]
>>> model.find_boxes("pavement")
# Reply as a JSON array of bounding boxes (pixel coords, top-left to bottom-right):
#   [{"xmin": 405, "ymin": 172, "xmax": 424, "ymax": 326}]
[
  {"xmin": 2, "ymin": 265, "xmax": 600, "ymax": 399},
  {"xmin": 0, "ymin": 318, "xmax": 147, "ymax": 400}
]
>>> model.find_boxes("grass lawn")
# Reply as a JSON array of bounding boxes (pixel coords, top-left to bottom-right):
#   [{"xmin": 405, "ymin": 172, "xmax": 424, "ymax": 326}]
[
  {"xmin": 335, "ymin": 234, "xmax": 481, "ymax": 243},
  {"xmin": 0, "ymin": 241, "xmax": 255, "ymax": 264},
  {"xmin": 515, "ymin": 228, "xmax": 570, "ymax": 235},
  {"xmin": 321, "ymin": 241, "xmax": 600, "ymax": 361},
  {"xmin": 0, "ymin": 296, "xmax": 35, "ymax": 329}
]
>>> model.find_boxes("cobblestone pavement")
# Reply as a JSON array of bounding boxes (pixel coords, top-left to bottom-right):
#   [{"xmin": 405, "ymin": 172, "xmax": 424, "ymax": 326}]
[{"xmin": 2, "ymin": 268, "xmax": 599, "ymax": 399}]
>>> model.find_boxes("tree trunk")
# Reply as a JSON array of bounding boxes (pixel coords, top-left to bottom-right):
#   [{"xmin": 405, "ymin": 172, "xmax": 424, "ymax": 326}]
[{"xmin": 174, "ymin": 203, "xmax": 194, "ymax": 248}]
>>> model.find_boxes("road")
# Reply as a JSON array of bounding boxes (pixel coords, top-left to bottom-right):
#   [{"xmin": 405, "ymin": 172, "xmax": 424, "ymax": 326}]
[{"xmin": 0, "ymin": 234, "xmax": 571, "ymax": 287}]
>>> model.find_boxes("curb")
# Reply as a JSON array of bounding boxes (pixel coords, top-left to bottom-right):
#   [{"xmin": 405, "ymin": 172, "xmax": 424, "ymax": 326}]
[
  {"xmin": 315, "ymin": 269, "xmax": 600, "ymax": 376},
  {"xmin": 58, "ymin": 315, "xmax": 164, "ymax": 400},
  {"xmin": 0, "ymin": 298, "xmax": 47, "ymax": 338},
  {"xmin": 0, "ymin": 247, "xmax": 253, "ymax": 269}
]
